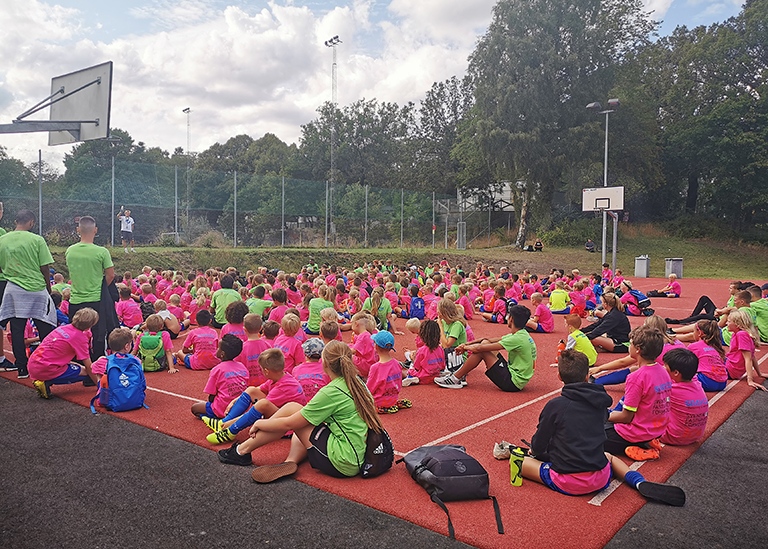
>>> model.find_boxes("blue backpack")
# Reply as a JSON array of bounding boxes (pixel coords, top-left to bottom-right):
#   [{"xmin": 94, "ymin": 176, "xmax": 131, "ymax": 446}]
[
  {"xmin": 409, "ymin": 297, "xmax": 426, "ymax": 320},
  {"xmin": 90, "ymin": 353, "xmax": 149, "ymax": 414},
  {"xmin": 629, "ymin": 289, "xmax": 651, "ymax": 309}
]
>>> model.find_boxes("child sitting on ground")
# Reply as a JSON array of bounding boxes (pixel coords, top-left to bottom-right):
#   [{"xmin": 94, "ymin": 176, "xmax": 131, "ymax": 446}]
[
  {"xmin": 481, "ymin": 285, "xmax": 507, "ymax": 323},
  {"xmin": 687, "ymin": 319, "xmax": 728, "ymax": 392},
  {"xmin": 91, "ymin": 327, "xmax": 140, "ymax": 378},
  {"xmin": 261, "ymin": 320, "xmax": 280, "ymax": 346},
  {"xmin": 549, "ymin": 314, "xmax": 597, "ymax": 367},
  {"xmin": 221, "ymin": 301, "xmax": 249, "ymax": 342},
  {"xmin": 238, "ymin": 313, "xmax": 270, "ymax": 386},
  {"xmin": 273, "ymin": 313, "xmax": 306, "ymax": 374},
  {"xmin": 190, "ymin": 334, "xmax": 248, "ymax": 421},
  {"xmin": 292, "ymin": 338, "xmax": 331, "ymax": 401},
  {"xmin": 367, "ymin": 331, "xmax": 411, "ymax": 414},
  {"xmin": 519, "ymin": 349, "xmax": 685, "ymax": 506},
  {"xmin": 174, "ymin": 310, "xmax": 220, "ymax": 370},
  {"xmin": 526, "ymin": 293, "xmax": 555, "ymax": 333},
  {"xmin": 660, "ymin": 348, "xmax": 709, "ymax": 446},
  {"xmin": 29, "ymin": 308, "xmax": 100, "ymax": 399},
  {"xmin": 548, "ymin": 280, "xmax": 571, "ymax": 314},
  {"xmin": 435, "ymin": 305, "xmax": 536, "ymax": 391},
  {"xmin": 605, "ymin": 325, "xmax": 672, "ymax": 461},
  {"xmin": 116, "ymin": 285, "xmax": 143, "ymax": 328},
  {"xmin": 246, "ymin": 285, "xmax": 272, "ymax": 318},
  {"xmin": 350, "ymin": 311, "xmax": 377, "ymax": 378},
  {"xmin": 203, "ymin": 348, "xmax": 307, "ymax": 445},
  {"xmin": 136, "ymin": 314, "xmax": 178, "ymax": 374},
  {"xmin": 402, "ymin": 319, "xmax": 445, "ymax": 386},
  {"xmin": 724, "ymin": 309, "xmax": 767, "ymax": 391}
]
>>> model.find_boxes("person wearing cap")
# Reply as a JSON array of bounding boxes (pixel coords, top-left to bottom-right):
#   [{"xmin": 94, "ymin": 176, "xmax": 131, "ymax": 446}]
[
  {"xmin": 367, "ymin": 331, "xmax": 412, "ymax": 414},
  {"xmin": 618, "ymin": 280, "xmax": 642, "ymax": 316},
  {"xmin": 293, "ymin": 338, "xmax": 331, "ymax": 401},
  {"xmin": 648, "ymin": 274, "xmax": 682, "ymax": 298}
]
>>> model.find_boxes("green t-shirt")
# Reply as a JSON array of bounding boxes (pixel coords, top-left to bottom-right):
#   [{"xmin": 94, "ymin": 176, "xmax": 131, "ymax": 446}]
[
  {"xmin": 750, "ymin": 299, "xmax": 768, "ymax": 342},
  {"xmin": 210, "ymin": 288, "xmax": 241, "ymax": 324},
  {"xmin": 65, "ymin": 242, "xmax": 114, "ymax": 304},
  {"xmin": 246, "ymin": 297, "xmax": 272, "ymax": 318},
  {"xmin": 442, "ymin": 320, "xmax": 467, "ymax": 349},
  {"xmin": 363, "ymin": 297, "xmax": 392, "ymax": 329},
  {"xmin": 0, "ymin": 230, "xmax": 54, "ymax": 292},
  {"xmin": 51, "ymin": 282, "xmax": 71, "ymax": 294},
  {"xmin": 567, "ymin": 329, "xmax": 598, "ymax": 366},
  {"xmin": 308, "ymin": 297, "xmax": 334, "ymax": 333},
  {"xmin": 548, "ymin": 288, "xmax": 570, "ymax": 311},
  {"xmin": 300, "ymin": 377, "xmax": 367, "ymax": 477},
  {"xmin": 499, "ymin": 329, "xmax": 537, "ymax": 390}
]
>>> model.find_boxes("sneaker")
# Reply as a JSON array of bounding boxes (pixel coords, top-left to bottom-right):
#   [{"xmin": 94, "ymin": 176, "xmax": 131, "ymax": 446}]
[
  {"xmin": 251, "ymin": 461, "xmax": 298, "ymax": 483},
  {"xmin": 435, "ymin": 374, "xmax": 464, "ymax": 389},
  {"xmin": 207, "ymin": 428, "xmax": 236, "ymax": 445},
  {"xmin": 202, "ymin": 416, "xmax": 222, "ymax": 432},
  {"xmin": 217, "ymin": 443, "xmax": 252, "ymax": 466},
  {"xmin": 377, "ymin": 405, "xmax": 399, "ymax": 414},
  {"xmin": 625, "ymin": 446, "xmax": 660, "ymax": 461},
  {"xmin": 396, "ymin": 398, "xmax": 412, "ymax": 409},
  {"xmin": 17, "ymin": 366, "xmax": 29, "ymax": 379},
  {"xmin": 493, "ymin": 441, "xmax": 513, "ymax": 460},
  {"xmin": 637, "ymin": 481, "xmax": 686, "ymax": 507},
  {"xmin": 33, "ymin": 379, "xmax": 51, "ymax": 399},
  {"xmin": 648, "ymin": 438, "xmax": 663, "ymax": 452},
  {"xmin": 0, "ymin": 357, "xmax": 16, "ymax": 372},
  {"xmin": 124, "ymin": 248, "xmax": 128, "ymax": 253},
  {"xmin": 130, "ymin": 248, "xmax": 136, "ymax": 253},
  {"xmin": 402, "ymin": 375, "xmax": 419, "ymax": 387},
  {"xmin": 82, "ymin": 377, "xmax": 96, "ymax": 387}
]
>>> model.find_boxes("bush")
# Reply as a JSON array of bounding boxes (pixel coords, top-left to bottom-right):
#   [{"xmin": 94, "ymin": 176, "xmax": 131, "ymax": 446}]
[
  {"xmin": 44, "ymin": 227, "xmax": 78, "ymax": 247},
  {"xmin": 538, "ymin": 218, "xmax": 602, "ymax": 247},
  {"xmin": 661, "ymin": 215, "xmax": 733, "ymax": 240},
  {"xmin": 154, "ymin": 232, "xmax": 184, "ymax": 247},
  {"xmin": 194, "ymin": 230, "xmax": 229, "ymax": 248}
]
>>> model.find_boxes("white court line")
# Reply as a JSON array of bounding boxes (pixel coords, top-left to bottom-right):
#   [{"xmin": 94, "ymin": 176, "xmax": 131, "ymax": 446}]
[
  {"xmin": 587, "ymin": 352, "xmax": 767, "ymax": 506},
  {"xmin": 147, "ymin": 385, "xmax": 199, "ymax": 402}
]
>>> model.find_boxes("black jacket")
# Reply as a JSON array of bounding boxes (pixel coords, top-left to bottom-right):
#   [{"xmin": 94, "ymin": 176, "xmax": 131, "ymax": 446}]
[
  {"xmin": 530, "ymin": 382, "xmax": 613, "ymax": 474},
  {"xmin": 581, "ymin": 308, "xmax": 630, "ymax": 343}
]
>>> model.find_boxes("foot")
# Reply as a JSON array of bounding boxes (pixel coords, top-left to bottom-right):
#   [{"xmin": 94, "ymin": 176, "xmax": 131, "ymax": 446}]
[
  {"xmin": 17, "ymin": 366, "xmax": 29, "ymax": 379},
  {"xmin": 396, "ymin": 398, "xmax": 412, "ymax": 409},
  {"xmin": 251, "ymin": 461, "xmax": 298, "ymax": 483},
  {"xmin": 33, "ymin": 379, "xmax": 51, "ymax": 399},
  {"xmin": 131, "ymin": 248, "xmax": 136, "ymax": 252},
  {"xmin": 648, "ymin": 438, "xmax": 663, "ymax": 452},
  {"xmin": 202, "ymin": 416, "xmax": 222, "ymax": 432},
  {"xmin": 377, "ymin": 405, "xmax": 399, "ymax": 414},
  {"xmin": 0, "ymin": 357, "xmax": 17, "ymax": 372},
  {"xmin": 402, "ymin": 375, "xmax": 419, "ymax": 387},
  {"xmin": 625, "ymin": 446, "xmax": 660, "ymax": 461},
  {"xmin": 82, "ymin": 377, "xmax": 96, "ymax": 387},
  {"xmin": 207, "ymin": 428, "xmax": 236, "ymax": 445},
  {"xmin": 435, "ymin": 374, "xmax": 465, "ymax": 389},
  {"xmin": 217, "ymin": 443, "xmax": 252, "ymax": 466},
  {"xmin": 637, "ymin": 481, "xmax": 686, "ymax": 507}
]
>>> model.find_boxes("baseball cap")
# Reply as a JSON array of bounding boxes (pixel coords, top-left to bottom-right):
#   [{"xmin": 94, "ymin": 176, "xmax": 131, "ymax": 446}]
[
  {"xmin": 302, "ymin": 338, "xmax": 325, "ymax": 358},
  {"xmin": 371, "ymin": 330, "xmax": 395, "ymax": 351}
]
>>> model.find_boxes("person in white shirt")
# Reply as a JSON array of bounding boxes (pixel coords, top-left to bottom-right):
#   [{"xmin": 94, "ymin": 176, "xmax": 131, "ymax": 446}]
[{"xmin": 117, "ymin": 206, "xmax": 135, "ymax": 253}]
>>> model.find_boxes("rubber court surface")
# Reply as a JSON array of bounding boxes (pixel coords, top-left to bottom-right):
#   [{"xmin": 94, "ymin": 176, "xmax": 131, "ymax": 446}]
[{"xmin": 2, "ymin": 277, "xmax": 764, "ymax": 547}]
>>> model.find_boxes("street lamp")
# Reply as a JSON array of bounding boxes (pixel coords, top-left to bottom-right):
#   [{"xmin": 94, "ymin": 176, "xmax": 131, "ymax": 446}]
[
  {"xmin": 182, "ymin": 107, "xmax": 191, "ymax": 239},
  {"xmin": 106, "ymin": 136, "xmax": 123, "ymax": 247},
  {"xmin": 324, "ymin": 35, "xmax": 341, "ymax": 247},
  {"xmin": 586, "ymin": 98, "xmax": 619, "ymax": 268}
]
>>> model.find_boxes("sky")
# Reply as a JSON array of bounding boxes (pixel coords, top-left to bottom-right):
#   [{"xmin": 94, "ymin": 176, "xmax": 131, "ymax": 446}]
[{"xmin": 0, "ymin": 0, "xmax": 746, "ymax": 169}]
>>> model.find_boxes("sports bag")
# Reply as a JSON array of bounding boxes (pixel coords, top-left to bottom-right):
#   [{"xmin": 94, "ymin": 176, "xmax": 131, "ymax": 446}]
[
  {"xmin": 629, "ymin": 289, "xmax": 651, "ymax": 309},
  {"xmin": 90, "ymin": 353, "xmax": 148, "ymax": 413},
  {"xmin": 399, "ymin": 445, "xmax": 504, "ymax": 540},
  {"xmin": 138, "ymin": 333, "xmax": 166, "ymax": 372}
]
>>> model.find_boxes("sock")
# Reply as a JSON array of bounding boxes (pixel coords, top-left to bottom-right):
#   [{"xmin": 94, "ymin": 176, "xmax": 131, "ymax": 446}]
[
  {"xmin": 229, "ymin": 406, "xmax": 263, "ymax": 435},
  {"xmin": 624, "ymin": 470, "xmax": 646, "ymax": 489},
  {"xmin": 223, "ymin": 393, "xmax": 253, "ymax": 422},
  {"xmin": 594, "ymin": 368, "xmax": 631, "ymax": 386}
]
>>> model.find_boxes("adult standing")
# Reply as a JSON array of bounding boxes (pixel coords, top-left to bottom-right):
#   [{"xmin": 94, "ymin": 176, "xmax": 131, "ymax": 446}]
[
  {"xmin": 0, "ymin": 210, "xmax": 57, "ymax": 379},
  {"xmin": 66, "ymin": 216, "xmax": 115, "ymax": 361},
  {"xmin": 0, "ymin": 201, "xmax": 15, "ymax": 371},
  {"xmin": 117, "ymin": 206, "xmax": 135, "ymax": 253}
]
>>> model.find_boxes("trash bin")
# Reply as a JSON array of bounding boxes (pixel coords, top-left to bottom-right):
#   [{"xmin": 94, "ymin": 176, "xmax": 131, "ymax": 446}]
[
  {"xmin": 634, "ymin": 255, "xmax": 650, "ymax": 278},
  {"xmin": 665, "ymin": 258, "xmax": 683, "ymax": 278}
]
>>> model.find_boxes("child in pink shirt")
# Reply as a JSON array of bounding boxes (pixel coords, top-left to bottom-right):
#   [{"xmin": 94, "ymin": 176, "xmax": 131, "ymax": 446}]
[
  {"xmin": 191, "ymin": 334, "xmax": 249, "ymax": 421},
  {"xmin": 175, "ymin": 310, "xmax": 220, "ymax": 370},
  {"xmin": 239, "ymin": 314, "xmax": 270, "ymax": 386},
  {"xmin": 273, "ymin": 313, "xmax": 306, "ymax": 374},
  {"xmin": 29, "ymin": 308, "xmax": 99, "ymax": 398},
  {"xmin": 660, "ymin": 348, "xmax": 708, "ymax": 446},
  {"xmin": 526, "ymin": 293, "xmax": 555, "ymax": 333},
  {"xmin": 724, "ymin": 310, "xmax": 766, "ymax": 390},
  {"xmin": 220, "ymin": 301, "xmax": 249, "ymax": 342},
  {"xmin": 688, "ymin": 320, "xmax": 728, "ymax": 391},
  {"xmin": 292, "ymin": 338, "xmax": 331, "ymax": 401},
  {"xmin": 135, "ymin": 314, "xmax": 178, "ymax": 374},
  {"xmin": 115, "ymin": 285, "xmax": 144, "ymax": 328},
  {"xmin": 456, "ymin": 285, "xmax": 474, "ymax": 320},
  {"xmin": 267, "ymin": 288, "xmax": 289, "ymax": 324},
  {"xmin": 367, "ymin": 331, "xmax": 411, "ymax": 413},
  {"xmin": 403, "ymin": 319, "xmax": 445, "ymax": 386},
  {"xmin": 350, "ymin": 312, "xmax": 377, "ymax": 378}
]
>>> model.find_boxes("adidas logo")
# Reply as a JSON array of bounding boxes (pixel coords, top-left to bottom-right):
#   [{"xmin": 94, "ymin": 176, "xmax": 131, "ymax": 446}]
[{"xmin": 372, "ymin": 443, "xmax": 384, "ymax": 455}]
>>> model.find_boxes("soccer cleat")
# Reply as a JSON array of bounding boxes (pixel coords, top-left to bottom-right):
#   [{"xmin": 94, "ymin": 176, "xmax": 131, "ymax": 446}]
[
  {"xmin": 217, "ymin": 443, "xmax": 252, "ymax": 466},
  {"xmin": 648, "ymin": 438, "xmax": 663, "ymax": 452},
  {"xmin": 33, "ymin": 380, "xmax": 51, "ymax": 399},
  {"xmin": 202, "ymin": 416, "xmax": 222, "ymax": 432},
  {"xmin": 435, "ymin": 374, "xmax": 464, "ymax": 389},
  {"xmin": 17, "ymin": 366, "xmax": 30, "ymax": 379},
  {"xmin": 637, "ymin": 481, "xmax": 686, "ymax": 507},
  {"xmin": 0, "ymin": 357, "xmax": 17, "ymax": 372},
  {"xmin": 251, "ymin": 461, "xmax": 298, "ymax": 483},
  {"xmin": 377, "ymin": 405, "xmax": 399, "ymax": 414},
  {"xmin": 402, "ymin": 375, "xmax": 419, "ymax": 387},
  {"xmin": 625, "ymin": 446, "xmax": 660, "ymax": 461},
  {"xmin": 396, "ymin": 398, "xmax": 412, "ymax": 409},
  {"xmin": 207, "ymin": 428, "xmax": 236, "ymax": 445}
]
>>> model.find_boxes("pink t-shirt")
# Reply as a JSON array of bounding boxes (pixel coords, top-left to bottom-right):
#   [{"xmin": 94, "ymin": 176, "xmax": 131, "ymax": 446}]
[
  {"xmin": 292, "ymin": 360, "xmax": 331, "ymax": 401},
  {"xmin": 268, "ymin": 304, "xmax": 288, "ymax": 324},
  {"xmin": 456, "ymin": 295, "xmax": 474, "ymax": 319},
  {"xmin": 687, "ymin": 339, "xmax": 727, "ymax": 382},
  {"xmin": 620, "ymin": 292, "xmax": 641, "ymax": 316},
  {"xmin": 725, "ymin": 329, "xmax": 755, "ymax": 379},
  {"xmin": 183, "ymin": 326, "xmax": 220, "ymax": 370},
  {"xmin": 569, "ymin": 290, "xmax": 586, "ymax": 310},
  {"xmin": 660, "ymin": 378, "xmax": 708, "ymax": 446},
  {"xmin": 522, "ymin": 283, "xmax": 535, "ymax": 299},
  {"xmin": 409, "ymin": 345, "xmax": 445, "ymax": 379},
  {"xmin": 535, "ymin": 303, "xmax": 555, "ymax": 333},
  {"xmin": 273, "ymin": 334, "xmax": 306, "ymax": 374},
  {"xmin": 115, "ymin": 299, "xmax": 144, "ymax": 328},
  {"xmin": 366, "ymin": 358, "xmax": 403, "ymax": 408},
  {"xmin": 142, "ymin": 293, "xmax": 157, "ymax": 304},
  {"xmin": 285, "ymin": 287, "xmax": 302, "ymax": 305},
  {"xmin": 239, "ymin": 338, "xmax": 271, "ymax": 386},
  {"xmin": 181, "ymin": 291, "xmax": 193, "ymax": 310},
  {"xmin": 220, "ymin": 322, "xmax": 247, "ymax": 342},
  {"xmin": 27, "ymin": 324, "xmax": 91, "ymax": 380},
  {"xmin": 384, "ymin": 291, "xmax": 399, "ymax": 310},
  {"xmin": 203, "ymin": 360, "xmax": 250, "ymax": 418},
  {"xmin": 614, "ymin": 364, "xmax": 672, "ymax": 443},
  {"xmin": 92, "ymin": 356, "xmax": 108, "ymax": 376},
  {"xmin": 351, "ymin": 331, "xmax": 377, "ymax": 377},
  {"xmin": 259, "ymin": 373, "xmax": 307, "ymax": 407},
  {"xmin": 482, "ymin": 288, "xmax": 495, "ymax": 309},
  {"xmin": 490, "ymin": 298, "xmax": 506, "ymax": 323},
  {"xmin": 669, "ymin": 281, "xmax": 682, "ymax": 297},
  {"xmin": 168, "ymin": 305, "xmax": 185, "ymax": 324}
]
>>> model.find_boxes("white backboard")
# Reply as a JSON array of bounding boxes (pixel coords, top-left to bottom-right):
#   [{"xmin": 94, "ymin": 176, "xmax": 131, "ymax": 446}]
[
  {"xmin": 49, "ymin": 61, "xmax": 112, "ymax": 145},
  {"xmin": 582, "ymin": 186, "xmax": 624, "ymax": 212}
]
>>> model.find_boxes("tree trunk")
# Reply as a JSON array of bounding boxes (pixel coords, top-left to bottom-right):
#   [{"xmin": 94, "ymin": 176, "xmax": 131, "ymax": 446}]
[
  {"xmin": 685, "ymin": 171, "xmax": 699, "ymax": 213},
  {"xmin": 514, "ymin": 184, "xmax": 530, "ymax": 248}
]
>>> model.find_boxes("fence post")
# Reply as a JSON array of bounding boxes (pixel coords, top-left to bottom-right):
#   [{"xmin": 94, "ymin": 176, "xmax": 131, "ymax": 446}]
[
  {"xmin": 281, "ymin": 175, "xmax": 285, "ymax": 248},
  {"xmin": 174, "ymin": 166, "xmax": 179, "ymax": 244},
  {"xmin": 111, "ymin": 154, "xmax": 115, "ymax": 247},
  {"xmin": 432, "ymin": 191, "xmax": 435, "ymax": 248},
  {"xmin": 38, "ymin": 150, "xmax": 42, "ymax": 236},
  {"xmin": 364, "ymin": 184, "xmax": 369, "ymax": 247},
  {"xmin": 400, "ymin": 188, "xmax": 404, "ymax": 248},
  {"xmin": 233, "ymin": 170, "xmax": 237, "ymax": 248},
  {"xmin": 324, "ymin": 181, "xmax": 329, "ymax": 247}
]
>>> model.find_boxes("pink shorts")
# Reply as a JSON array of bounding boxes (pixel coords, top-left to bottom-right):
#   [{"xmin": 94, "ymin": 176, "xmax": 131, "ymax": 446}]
[{"xmin": 541, "ymin": 462, "xmax": 612, "ymax": 496}]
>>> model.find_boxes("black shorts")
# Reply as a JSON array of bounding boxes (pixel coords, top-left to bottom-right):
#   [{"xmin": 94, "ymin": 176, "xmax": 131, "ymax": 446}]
[
  {"xmin": 307, "ymin": 424, "xmax": 347, "ymax": 478},
  {"xmin": 610, "ymin": 340, "xmax": 629, "ymax": 353},
  {"xmin": 484, "ymin": 353, "xmax": 522, "ymax": 392},
  {"xmin": 604, "ymin": 424, "xmax": 651, "ymax": 455},
  {"xmin": 121, "ymin": 230, "xmax": 133, "ymax": 241}
]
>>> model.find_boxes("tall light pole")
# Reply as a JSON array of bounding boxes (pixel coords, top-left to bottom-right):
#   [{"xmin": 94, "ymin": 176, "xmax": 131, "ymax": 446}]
[
  {"xmin": 586, "ymin": 98, "xmax": 619, "ymax": 267},
  {"xmin": 182, "ymin": 107, "xmax": 191, "ymax": 239},
  {"xmin": 324, "ymin": 35, "xmax": 341, "ymax": 247}
]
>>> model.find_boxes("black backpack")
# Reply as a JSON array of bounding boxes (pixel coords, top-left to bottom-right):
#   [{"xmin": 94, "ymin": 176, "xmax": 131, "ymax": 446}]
[
  {"xmin": 398, "ymin": 445, "xmax": 504, "ymax": 540},
  {"xmin": 140, "ymin": 300, "xmax": 155, "ymax": 321}
]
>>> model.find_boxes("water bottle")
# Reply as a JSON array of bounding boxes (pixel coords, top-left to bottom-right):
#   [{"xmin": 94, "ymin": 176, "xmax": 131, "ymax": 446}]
[
  {"xmin": 556, "ymin": 340, "xmax": 566, "ymax": 358},
  {"xmin": 509, "ymin": 447, "xmax": 525, "ymax": 486}
]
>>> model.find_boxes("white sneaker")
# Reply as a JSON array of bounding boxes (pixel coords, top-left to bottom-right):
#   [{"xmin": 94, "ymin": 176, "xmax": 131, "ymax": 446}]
[
  {"xmin": 435, "ymin": 374, "xmax": 464, "ymax": 389},
  {"xmin": 130, "ymin": 248, "xmax": 136, "ymax": 252},
  {"xmin": 124, "ymin": 248, "xmax": 128, "ymax": 253},
  {"xmin": 402, "ymin": 375, "xmax": 420, "ymax": 387}
]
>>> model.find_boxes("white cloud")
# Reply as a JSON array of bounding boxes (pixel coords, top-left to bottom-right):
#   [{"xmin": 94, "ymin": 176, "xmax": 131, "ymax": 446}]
[
  {"xmin": 130, "ymin": 0, "xmax": 217, "ymax": 30},
  {"xmin": 642, "ymin": 0, "xmax": 675, "ymax": 18}
]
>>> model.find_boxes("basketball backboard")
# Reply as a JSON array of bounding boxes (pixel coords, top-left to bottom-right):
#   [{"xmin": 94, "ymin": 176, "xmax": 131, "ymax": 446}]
[{"xmin": 582, "ymin": 186, "xmax": 624, "ymax": 212}]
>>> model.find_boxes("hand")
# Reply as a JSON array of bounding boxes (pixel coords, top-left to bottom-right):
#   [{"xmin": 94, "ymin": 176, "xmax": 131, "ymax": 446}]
[
  {"xmin": 455, "ymin": 344, "xmax": 466, "ymax": 354},
  {"xmin": 249, "ymin": 420, "xmax": 263, "ymax": 437},
  {"xmin": 588, "ymin": 366, "xmax": 601, "ymax": 376},
  {"xmin": 747, "ymin": 376, "xmax": 767, "ymax": 391},
  {"xmin": 168, "ymin": 367, "xmax": 179, "ymax": 374}
]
